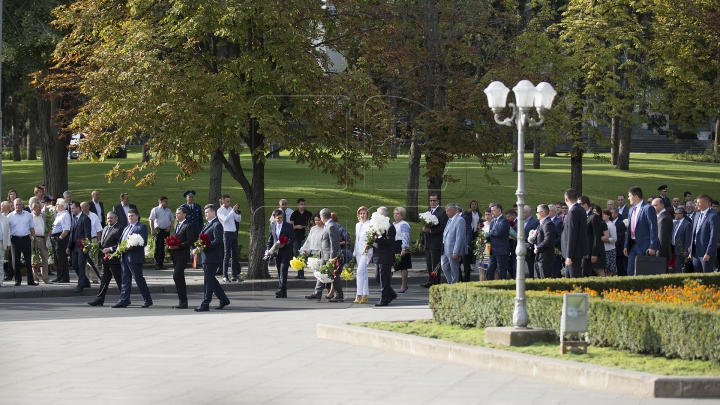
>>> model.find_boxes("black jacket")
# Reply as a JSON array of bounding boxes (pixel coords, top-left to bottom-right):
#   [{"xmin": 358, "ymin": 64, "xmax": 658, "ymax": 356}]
[
  {"xmin": 267, "ymin": 221, "xmax": 295, "ymax": 260},
  {"xmin": 171, "ymin": 221, "xmax": 196, "ymax": 262},
  {"xmin": 99, "ymin": 223, "xmax": 124, "ymax": 264},
  {"xmin": 89, "ymin": 201, "xmax": 106, "ymax": 227},
  {"xmin": 69, "ymin": 213, "xmax": 92, "ymax": 253},
  {"xmin": 113, "ymin": 203, "xmax": 138, "ymax": 228},
  {"xmin": 421, "ymin": 207, "xmax": 448, "ymax": 250},
  {"xmin": 561, "ymin": 203, "xmax": 589, "ymax": 259},
  {"xmin": 372, "ymin": 220, "xmax": 397, "ymax": 265}
]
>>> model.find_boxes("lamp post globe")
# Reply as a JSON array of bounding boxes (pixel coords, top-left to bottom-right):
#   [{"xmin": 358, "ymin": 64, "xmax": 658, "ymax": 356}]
[{"xmin": 484, "ymin": 81, "xmax": 511, "ymax": 110}]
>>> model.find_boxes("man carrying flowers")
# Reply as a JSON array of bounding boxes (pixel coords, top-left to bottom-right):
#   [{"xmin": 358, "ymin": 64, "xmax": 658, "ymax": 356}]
[{"xmin": 265, "ymin": 209, "xmax": 294, "ymax": 298}]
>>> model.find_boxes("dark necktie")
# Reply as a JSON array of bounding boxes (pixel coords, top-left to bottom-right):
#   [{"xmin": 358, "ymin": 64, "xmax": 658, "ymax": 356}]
[{"xmin": 175, "ymin": 222, "xmax": 180, "ymax": 235}]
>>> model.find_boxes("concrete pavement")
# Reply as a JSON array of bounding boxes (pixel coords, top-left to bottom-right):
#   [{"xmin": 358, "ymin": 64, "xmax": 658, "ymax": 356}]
[{"xmin": 0, "ymin": 291, "xmax": 708, "ymax": 405}]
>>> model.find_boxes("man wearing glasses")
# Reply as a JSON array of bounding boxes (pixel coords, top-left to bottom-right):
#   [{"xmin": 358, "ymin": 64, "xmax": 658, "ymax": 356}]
[{"xmin": 419, "ymin": 193, "xmax": 448, "ymax": 288}]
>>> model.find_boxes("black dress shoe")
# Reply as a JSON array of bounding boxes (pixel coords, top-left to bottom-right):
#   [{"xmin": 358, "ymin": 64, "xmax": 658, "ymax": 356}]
[
  {"xmin": 215, "ymin": 302, "xmax": 229, "ymax": 310},
  {"xmin": 87, "ymin": 301, "xmax": 103, "ymax": 306},
  {"xmin": 194, "ymin": 306, "xmax": 209, "ymax": 312},
  {"xmin": 374, "ymin": 301, "xmax": 389, "ymax": 306},
  {"xmin": 27, "ymin": 281, "xmax": 39, "ymax": 286},
  {"xmin": 305, "ymin": 293, "xmax": 322, "ymax": 300},
  {"xmin": 275, "ymin": 292, "xmax": 287, "ymax": 298},
  {"xmin": 141, "ymin": 302, "xmax": 153, "ymax": 308},
  {"xmin": 111, "ymin": 303, "xmax": 128, "ymax": 308},
  {"xmin": 294, "ymin": 275, "xmax": 305, "ymax": 279},
  {"xmin": 73, "ymin": 286, "xmax": 84, "ymax": 293},
  {"xmin": 420, "ymin": 282, "xmax": 433, "ymax": 288},
  {"xmin": 328, "ymin": 296, "xmax": 345, "ymax": 302},
  {"xmin": 173, "ymin": 302, "xmax": 188, "ymax": 309},
  {"xmin": 14, "ymin": 281, "xmax": 21, "ymax": 286}
]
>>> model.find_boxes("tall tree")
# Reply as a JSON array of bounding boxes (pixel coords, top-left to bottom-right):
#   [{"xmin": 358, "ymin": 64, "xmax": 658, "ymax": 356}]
[{"xmin": 43, "ymin": 0, "xmax": 393, "ymax": 278}]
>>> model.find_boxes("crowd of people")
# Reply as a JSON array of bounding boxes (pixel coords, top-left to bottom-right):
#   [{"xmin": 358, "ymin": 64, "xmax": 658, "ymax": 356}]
[{"xmin": 1, "ymin": 184, "xmax": 718, "ymax": 309}]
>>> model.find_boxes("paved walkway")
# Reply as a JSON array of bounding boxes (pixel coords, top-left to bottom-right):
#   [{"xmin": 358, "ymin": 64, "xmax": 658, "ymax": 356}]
[{"xmin": 0, "ymin": 291, "xmax": 706, "ymax": 405}]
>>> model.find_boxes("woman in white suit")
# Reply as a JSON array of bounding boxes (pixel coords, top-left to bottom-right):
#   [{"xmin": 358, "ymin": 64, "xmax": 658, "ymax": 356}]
[{"xmin": 353, "ymin": 206, "xmax": 371, "ymax": 303}]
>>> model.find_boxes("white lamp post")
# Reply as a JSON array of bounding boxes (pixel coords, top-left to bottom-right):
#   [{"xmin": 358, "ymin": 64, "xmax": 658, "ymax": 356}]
[{"xmin": 483, "ymin": 80, "xmax": 556, "ymax": 328}]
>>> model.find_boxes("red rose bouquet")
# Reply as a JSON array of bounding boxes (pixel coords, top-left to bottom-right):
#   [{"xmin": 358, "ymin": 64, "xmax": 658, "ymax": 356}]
[
  {"xmin": 266, "ymin": 236, "xmax": 290, "ymax": 258},
  {"xmin": 193, "ymin": 233, "xmax": 211, "ymax": 252},
  {"xmin": 165, "ymin": 236, "xmax": 181, "ymax": 253}
]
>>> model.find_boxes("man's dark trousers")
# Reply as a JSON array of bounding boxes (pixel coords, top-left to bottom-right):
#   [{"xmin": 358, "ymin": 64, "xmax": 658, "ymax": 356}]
[
  {"xmin": 276, "ymin": 255, "xmax": 291, "ymax": 294},
  {"xmin": 201, "ymin": 262, "xmax": 229, "ymax": 307},
  {"xmin": 222, "ymin": 231, "xmax": 239, "ymax": 278},
  {"xmin": 173, "ymin": 257, "xmax": 189, "ymax": 304},
  {"xmin": 51, "ymin": 234, "xmax": 69, "ymax": 282},
  {"xmin": 425, "ymin": 248, "xmax": 441, "ymax": 284},
  {"xmin": 154, "ymin": 229, "xmax": 169, "ymax": 267},
  {"xmin": 95, "ymin": 262, "xmax": 122, "ymax": 304},
  {"xmin": 71, "ymin": 247, "xmax": 89, "ymax": 287},
  {"xmin": 566, "ymin": 258, "xmax": 583, "ymax": 278},
  {"xmin": 376, "ymin": 263, "xmax": 394, "ymax": 301},
  {"xmin": 11, "ymin": 235, "xmax": 32, "ymax": 283},
  {"xmin": 486, "ymin": 253, "xmax": 508, "ymax": 281}
]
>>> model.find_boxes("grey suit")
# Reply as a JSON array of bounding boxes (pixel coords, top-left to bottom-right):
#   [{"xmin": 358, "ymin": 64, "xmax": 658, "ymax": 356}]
[
  {"xmin": 672, "ymin": 219, "xmax": 692, "ymax": 271},
  {"xmin": 442, "ymin": 215, "xmax": 467, "ymax": 284},
  {"xmin": 657, "ymin": 211, "xmax": 673, "ymax": 265},
  {"xmin": 314, "ymin": 219, "xmax": 342, "ymax": 296}
]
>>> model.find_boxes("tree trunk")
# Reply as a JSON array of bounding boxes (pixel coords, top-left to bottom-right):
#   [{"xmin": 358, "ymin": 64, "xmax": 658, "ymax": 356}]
[
  {"xmin": 617, "ymin": 121, "xmax": 632, "ymax": 170},
  {"xmin": 532, "ymin": 137, "xmax": 540, "ymax": 169},
  {"xmin": 12, "ymin": 98, "xmax": 21, "ymax": 161},
  {"xmin": 245, "ymin": 151, "xmax": 269, "ymax": 279},
  {"xmin": 26, "ymin": 99, "xmax": 38, "ymax": 160},
  {"xmin": 37, "ymin": 95, "xmax": 69, "ymax": 196},
  {"xmin": 715, "ymin": 109, "xmax": 719, "ymax": 154},
  {"xmin": 208, "ymin": 149, "xmax": 223, "ymax": 205},
  {"xmin": 570, "ymin": 90, "xmax": 583, "ymax": 194},
  {"xmin": 611, "ymin": 115, "xmax": 619, "ymax": 165},
  {"xmin": 405, "ymin": 139, "xmax": 421, "ymax": 222}
]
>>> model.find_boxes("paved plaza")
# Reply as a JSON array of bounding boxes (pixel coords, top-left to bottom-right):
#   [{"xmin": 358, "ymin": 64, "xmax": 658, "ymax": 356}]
[{"xmin": 0, "ymin": 290, "xmax": 713, "ymax": 405}]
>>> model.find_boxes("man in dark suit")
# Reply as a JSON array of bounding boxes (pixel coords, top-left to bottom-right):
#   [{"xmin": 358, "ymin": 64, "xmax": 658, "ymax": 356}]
[
  {"xmin": 112, "ymin": 209, "xmax": 153, "ymax": 308},
  {"xmin": 561, "ymin": 188, "xmax": 589, "ymax": 278},
  {"xmin": 616, "ymin": 194, "xmax": 629, "ymax": 220},
  {"xmin": 580, "ymin": 197, "xmax": 602, "ymax": 277},
  {"xmin": 372, "ymin": 207, "xmax": 398, "ymax": 306},
  {"xmin": 522, "ymin": 205, "xmax": 540, "ymax": 279},
  {"xmin": 88, "ymin": 190, "xmax": 106, "ymax": 228},
  {"xmin": 485, "ymin": 203, "xmax": 510, "ymax": 280},
  {"xmin": 419, "ymin": 193, "xmax": 448, "ymax": 288},
  {"xmin": 89, "ymin": 212, "xmax": 124, "ymax": 306},
  {"xmin": 113, "ymin": 193, "xmax": 137, "ymax": 229},
  {"xmin": 690, "ymin": 194, "xmax": 719, "ymax": 273},
  {"xmin": 194, "ymin": 204, "xmax": 230, "ymax": 311},
  {"xmin": 533, "ymin": 204, "xmax": 556, "ymax": 279},
  {"xmin": 169, "ymin": 206, "xmax": 195, "ymax": 308},
  {"xmin": 652, "ymin": 197, "xmax": 673, "ymax": 270},
  {"xmin": 549, "ymin": 204, "xmax": 564, "ymax": 279},
  {"xmin": 460, "ymin": 206, "xmax": 477, "ymax": 282},
  {"xmin": 624, "ymin": 187, "xmax": 660, "ymax": 276},
  {"xmin": 685, "ymin": 201, "xmax": 696, "ymax": 223},
  {"xmin": 266, "ymin": 209, "xmax": 295, "ymax": 298},
  {"xmin": 611, "ymin": 208, "xmax": 627, "ymax": 276},
  {"xmin": 67, "ymin": 201, "xmax": 92, "ymax": 293},
  {"xmin": 672, "ymin": 207, "xmax": 692, "ymax": 273},
  {"xmin": 658, "ymin": 185, "xmax": 671, "ymax": 211}
]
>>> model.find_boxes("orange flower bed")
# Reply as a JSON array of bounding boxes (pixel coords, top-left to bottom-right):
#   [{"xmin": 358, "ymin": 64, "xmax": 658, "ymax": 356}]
[{"xmin": 547, "ymin": 280, "xmax": 720, "ymax": 309}]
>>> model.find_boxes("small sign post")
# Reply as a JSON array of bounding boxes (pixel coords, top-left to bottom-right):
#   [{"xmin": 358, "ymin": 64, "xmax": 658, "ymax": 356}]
[{"xmin": 560, "ymin": 293, "xmax": 589, "ymax": 354}]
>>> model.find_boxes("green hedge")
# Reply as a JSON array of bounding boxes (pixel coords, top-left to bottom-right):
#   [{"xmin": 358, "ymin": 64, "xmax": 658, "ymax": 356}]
[{"xmin": 429, "ymin": 274, "xmax": 720, "ymax": 361}]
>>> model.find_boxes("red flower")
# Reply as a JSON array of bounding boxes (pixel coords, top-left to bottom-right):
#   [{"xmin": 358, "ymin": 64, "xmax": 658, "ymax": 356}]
[
  {"xmin": 431, "ymin": 272, "xmax": 437, "ymax": 277},
  {"xmin": 279, "ymin": 236, "xmax": 289, "ymax": 244},
  {"xmin": 165, "ymin": 236, "xmax": 181, "ymax": 247},
  {"xmin": 78, "ymin": 238, "xmax": 86, "ymax": 248},
  {"xmin": 199, "ymin": 233, "xmax": 211, "ymax": 246}
]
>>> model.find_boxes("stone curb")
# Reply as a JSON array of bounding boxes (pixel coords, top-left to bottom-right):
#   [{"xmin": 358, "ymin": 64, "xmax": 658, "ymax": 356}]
[
  {"xmin": 316, "ymin": 323, "xmax": 720, "ymax": 398},
  {"xmin": 0, "ymin": 274, "xmax": 441, "ymax": 299}
]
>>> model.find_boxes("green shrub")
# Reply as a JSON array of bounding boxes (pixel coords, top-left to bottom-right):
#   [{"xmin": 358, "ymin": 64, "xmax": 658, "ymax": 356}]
[
  {"xmin": 673, "ymin": 150, "xmax": 720, "ymax": 163},
  {"xmin": 429, "ymin": 274, "xmax": 720, "ymax": 361}
]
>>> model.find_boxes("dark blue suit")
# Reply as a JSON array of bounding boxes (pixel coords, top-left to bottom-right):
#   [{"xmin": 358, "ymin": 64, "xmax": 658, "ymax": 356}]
[
  {"xmin": 69, "ymin": 213, "xmax": 92, "ymax": 288},
  {"xmin": 613, "ymin": 218, "xmax": 627, "ymax": 276},
  {"xmin": 181, "ymin": 203, "xmax": 204, "ymax": 240},
  {"xmin": 267, "ymin": 221, "xmax": 295, "ymax": 294},
  {"xmin": 624, "ymin": 201, "xmax": 659, "ymax": 276},
  {"xmin": 486, "ymin": 215, "xmax": 510, "ymax": 280},
  {"xmin": 116, "ymin": 222, "xmax": 152, "ymax": 305},
  {"xmin": 673, "ymin": 219, "xmax": 691, "ymax": 271},
  {"xmin": 690, "ymin": 209, "xmax": 719, "ymax": 273},
  {"xmin": 524, "ymin": 216, "xmax": 540, "ymax": 279},
  {"xmin": 551, "ymin": 215, "xmax": 564, "ymax": 278},
  {"xmin": 198, "ymin": 218, "xmax": 229, "ymax": 307}
]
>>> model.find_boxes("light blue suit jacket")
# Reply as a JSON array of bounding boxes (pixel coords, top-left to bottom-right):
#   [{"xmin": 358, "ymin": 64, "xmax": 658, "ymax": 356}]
[
  {"xmin": 624, "ymin": 201, "xmax": 659, "ymax": 253},
  {"xmin": 443, "ymin": 215, "xmax": 468, "ymax": 257},
  {"xmin": 690, "ymin": 209, "xmax": 719, "ymax": 258}
]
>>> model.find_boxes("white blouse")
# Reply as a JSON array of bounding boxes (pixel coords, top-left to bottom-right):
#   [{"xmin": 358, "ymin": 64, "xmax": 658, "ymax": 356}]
[
  {"xmin": 353, "ymin": 221, "xmax": 371, "ymax": 257},
  {"xmin": 604, "ymin": 221, "xmax": 617, "ymax": 251},
  {"xmin": 299, "ymin": 225, "xmax": 323, "ymax": 255}
]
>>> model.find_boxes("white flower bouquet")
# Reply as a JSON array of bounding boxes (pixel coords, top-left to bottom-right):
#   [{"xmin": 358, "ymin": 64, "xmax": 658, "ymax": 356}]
[
  {"xmin": 364, "ymin": 212, "xmax": 390, "ymax": 253},
  {"xmin": 623, "ymin": 218, "xmax": 629, "ymax": 227},
  {"xmin": 108, "ymin": 233, "xmax": 144, "ymax": 259},
  {"xmin": 307, "ymin": 257, "xmax": 323, "ymax": 272},
  {"xmin": 418, "ymin": 211, "xmax": 439, "ymax": 228},
  {"xmin": 528, "ymin": 229, "xmax": 537, "ymax": 244},
  {"xmin": 509, "ymin": 228, "xmax": 518, "ymax": 241}
]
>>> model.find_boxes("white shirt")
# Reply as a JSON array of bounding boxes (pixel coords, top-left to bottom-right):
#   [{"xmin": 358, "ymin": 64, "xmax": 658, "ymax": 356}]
[
  {"xmin": 471, "ymin": 211, "xmax": 480, "ymax": 231},
  {"xmin": 658, "ymin": 208, "xmax": 666, "ymax": 216},
  {"xmin": 604, "ymin": 220, "xmax": 617, "ymax": 251},
  {"xmin": 52, "ymin": 210, "xmax": 72, "ymax": 234},
  {"xmin": 7, "ymin": 210, "xmax": 34, "ymax": 237},
  {"xmin": 87, "ymin": 211, "xmax": 103, "ymax": 238},
  {"xmin": 149, "ymin": 205, "xmax": 174, "ymax": 230},
  {"xmin": 275, "ymin": 222, "xmax": 283, "ymax": 239},
  {"xmin": 92, "ymin": 200, "xmax": 103, "ymax": 218},
  {"xmin": 217, "ymin": 206, "xmax": 242, "ymax": 232},
  {"xmin": 174, "ymin": 219, "xmax": 185, "ymax": 235},
  {"xmin": 269, "ymin": 208, "xmax": 293, "ymax": 223},
  {"xmin": 121, "ymin": 203, "xmax": 130, "ymax": 217},
  {"xmin": 31, "ymin": 212, "xmax": 45, "ymax": 236}
]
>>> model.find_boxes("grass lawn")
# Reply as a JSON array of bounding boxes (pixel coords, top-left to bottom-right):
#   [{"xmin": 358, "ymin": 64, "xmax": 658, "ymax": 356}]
[
  {"xmin": 3, "ymin": 150, "xmax": 719, "ymax": 259},
  {"xmin": 353, "ymin": 320, "xmax": 720, "ymax": 376}
]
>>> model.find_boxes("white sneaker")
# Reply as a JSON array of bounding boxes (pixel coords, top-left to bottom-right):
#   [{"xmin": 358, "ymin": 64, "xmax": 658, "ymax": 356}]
[{"xmin": 222, "ymin": 277, "xmax": 230, "ymax": 283}]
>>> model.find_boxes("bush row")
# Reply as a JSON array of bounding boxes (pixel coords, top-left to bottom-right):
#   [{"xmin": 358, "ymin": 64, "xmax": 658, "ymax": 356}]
[{"xmin": 429, "ymin": 275, "xmax": 720, "ymax": 361}]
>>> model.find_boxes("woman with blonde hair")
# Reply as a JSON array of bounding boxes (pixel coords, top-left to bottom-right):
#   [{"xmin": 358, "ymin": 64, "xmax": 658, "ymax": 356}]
[
  {"xmin": 352, "ymin": 206, "xmax": 371, "ymax": 303},
  {"xmin": 393, "ymin": 207, "xmax": 412, "ymax": 292}
]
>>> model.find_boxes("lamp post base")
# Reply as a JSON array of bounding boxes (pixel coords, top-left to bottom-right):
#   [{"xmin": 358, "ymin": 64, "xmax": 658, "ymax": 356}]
[{"xmin": 484, "ymin": 327, "xmax": 556, "ymax": 347}]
